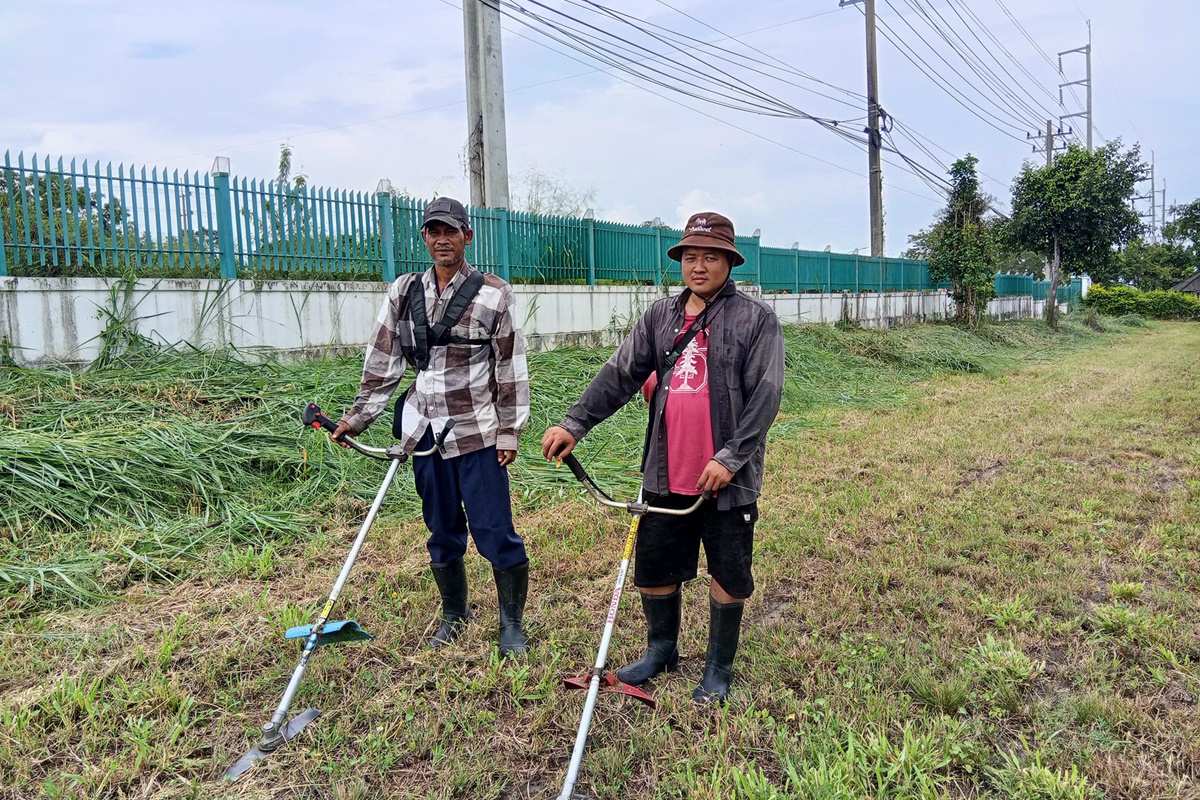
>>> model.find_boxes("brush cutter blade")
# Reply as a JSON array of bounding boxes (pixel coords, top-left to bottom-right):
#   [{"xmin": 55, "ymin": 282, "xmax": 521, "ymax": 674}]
[
  {"xmin": 222, "ymin": 708, "xmax": 320, "ymax": 781},
  {"xmin": 284, "ymin": 620, "xmax": 374, "ymax": 646},
  {"xmin": 563, "ymin": 670, "xmax": 657, "ymax": 709}
]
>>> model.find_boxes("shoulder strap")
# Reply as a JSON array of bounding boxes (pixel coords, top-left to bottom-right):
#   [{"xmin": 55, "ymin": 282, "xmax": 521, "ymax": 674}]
[
  {"xmin": 659, "ymin": 325, "xmax": 702, "ymax": 379},
  {"xmin": 408, "ymin": 270, "xmax": 487, "ymax": 372},
  {"xmin": 430, "ymin": 270, "xmax": 485, "ymax": 345},
  {"xmin": 407, "ymin": 276, "xmax": 431, "ymax": 371},
  {"xmin": 657, "ymin": 293, "xmax": 725, "ymax": 381}
]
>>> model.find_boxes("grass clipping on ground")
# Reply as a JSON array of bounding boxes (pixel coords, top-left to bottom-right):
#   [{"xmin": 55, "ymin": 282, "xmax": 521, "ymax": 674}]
[{"xmin": 1, "ymin": 315, "xmax": 1197, "ymax": 799}]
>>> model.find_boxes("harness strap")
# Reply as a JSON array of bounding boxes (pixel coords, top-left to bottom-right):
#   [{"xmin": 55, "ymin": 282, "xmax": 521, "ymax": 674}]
[
  {"xmin": 407, "ymin": 270, "xmax": 487, "ymax": 372},
  {"xmin": 393, "ymin": 270, "xmax": 490, "ymax": 441}
]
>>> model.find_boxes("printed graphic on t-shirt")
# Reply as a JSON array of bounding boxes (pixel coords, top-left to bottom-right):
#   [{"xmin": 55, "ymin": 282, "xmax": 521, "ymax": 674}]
[
  {"xmin": 670, "ymin": 335, "xmax": 708, "ymax": 393},
  {"xmin": 665, "ymin": 317, "xmax": 715, "ymax": 495}
]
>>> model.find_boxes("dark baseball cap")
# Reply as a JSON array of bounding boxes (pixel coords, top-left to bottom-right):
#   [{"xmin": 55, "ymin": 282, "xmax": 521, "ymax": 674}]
[
  {"xmin": 667, "ymin": 211, "xmax": 745, "ymax": 267},
  {"xmin": 422, "ymin": 196, "xmax": 471, "ymax": 231}
]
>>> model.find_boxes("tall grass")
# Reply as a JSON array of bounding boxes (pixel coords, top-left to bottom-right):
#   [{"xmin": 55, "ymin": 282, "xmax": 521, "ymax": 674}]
[{"xmin": 0, "ymin": 314, "xmax": 1137, "ymax": 610}]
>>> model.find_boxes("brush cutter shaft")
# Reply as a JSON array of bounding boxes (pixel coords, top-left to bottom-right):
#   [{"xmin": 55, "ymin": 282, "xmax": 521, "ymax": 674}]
[
  {"xmin": 556, "ymin": 455, "xmax": 708, "ymax": 800},
  {"xmin": 226, "ymin": 410, "xmax": 455, "ymax": 780},
  {"xmin": 265, "ymin": 456, "xmax": 403, "ymax": 735},
  {"xmin": 558, "ymin": 513, "xmax": 640, "ymax": 800}
]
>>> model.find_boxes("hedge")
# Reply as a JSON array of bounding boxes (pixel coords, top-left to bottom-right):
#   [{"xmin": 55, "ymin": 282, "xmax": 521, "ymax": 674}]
[{"xmin": 1084, "ymin": 284, "xmax": 1200, "ymax": 320}]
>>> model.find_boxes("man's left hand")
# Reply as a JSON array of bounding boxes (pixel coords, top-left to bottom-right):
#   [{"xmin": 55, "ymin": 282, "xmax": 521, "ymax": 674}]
[
  {"xmin": 497, "ymin": 449, "xmax": 517, "ymax": 467},
  {"xmin": 696, "ymin": 460, "xmax": 734, "ymax": 494}
]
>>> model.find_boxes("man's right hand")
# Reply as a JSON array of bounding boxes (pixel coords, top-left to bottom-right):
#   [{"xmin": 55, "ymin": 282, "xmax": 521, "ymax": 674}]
[
  {"xmin": 541, "ymin": 426, "xmax": 577, "ymax": 460},
  {"xmin": 330, "ymin": 420, "xmax": 354, "ymax": 449}
]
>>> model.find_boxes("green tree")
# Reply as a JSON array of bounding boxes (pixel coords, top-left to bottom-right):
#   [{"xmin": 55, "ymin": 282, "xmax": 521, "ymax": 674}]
[
  {"xmin": 1006, "ymin": 142, "xmax": 1144, "ymax": 327},
  {"xmin": 1165, "ymin": 198, "xmax": 1200, "ymax": 247},
  {"xmin": 923, "ymin": 155, "xmax": 998, "ymax": 325},
  {"xmin": 902, "ymin": 226, "xmax": 933, "ymax": 261},
  {"xmin": 1112, "ymin": 239, "xmax": 1196, "ymax": 290},
  {"xmin": 0, "ymin": 169, "xmax": 136, "ymax": 276}
]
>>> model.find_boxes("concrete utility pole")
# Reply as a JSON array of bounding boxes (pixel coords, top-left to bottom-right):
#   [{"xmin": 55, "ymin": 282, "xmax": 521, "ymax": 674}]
[
  {"xmin": 840, "ymin": 0, "xmax": 884, "ymax": 257},
  {"xmin": 1058, "ymin": 23, "xmax": 1093, "ymax": 153},
  {"xmin": 1028, "ymin": 119, "xmax": 1071, "ymax": 166},
  {"xmin": 463, "ymin": 0, "xmax": 511, "ymax": 208}
]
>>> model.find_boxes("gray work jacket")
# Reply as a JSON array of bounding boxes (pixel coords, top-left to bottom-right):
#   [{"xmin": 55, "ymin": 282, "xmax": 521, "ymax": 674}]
[{"xmin": 559, "ymin": 280, "xmax": 785, "ymax": 510}]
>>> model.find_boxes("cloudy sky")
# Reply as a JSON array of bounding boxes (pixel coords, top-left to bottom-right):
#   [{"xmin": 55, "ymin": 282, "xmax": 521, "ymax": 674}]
[{"xmin": 2, "ymin": 0, "xmax": 1194, "ymax": 255}]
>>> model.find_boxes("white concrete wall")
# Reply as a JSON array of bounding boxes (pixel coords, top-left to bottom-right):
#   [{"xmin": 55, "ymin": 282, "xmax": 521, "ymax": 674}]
[
  {"xmin": 0, "ymin": 277, "xmax": 1053, "ymax": 369},
  {"xmin": 761, "ymin": 291, "xmax": 1047, "ymax": 328}
]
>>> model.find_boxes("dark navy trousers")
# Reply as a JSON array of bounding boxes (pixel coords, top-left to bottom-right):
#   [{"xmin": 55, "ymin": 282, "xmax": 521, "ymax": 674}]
[{"xmin": 411, "ymin": 426, "xmax": 528, "ymax": 571}]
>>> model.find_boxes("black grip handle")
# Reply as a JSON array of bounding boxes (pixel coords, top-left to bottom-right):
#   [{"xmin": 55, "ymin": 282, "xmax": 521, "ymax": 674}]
[
  {"xmin": 433, "ymin": 419, "xmax": 456, "ymax": 448},
  {"xmin": 302, "ymin": 402, "xmax": 339, "ymax": 435},
  {"xmin": 562, "ymin": 453, "xmax": 590, "ymax": 484}
]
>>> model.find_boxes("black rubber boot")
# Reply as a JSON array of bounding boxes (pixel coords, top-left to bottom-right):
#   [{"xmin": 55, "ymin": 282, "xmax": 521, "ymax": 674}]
[
  {"xmin": 428, "ymin": 559, "xmax": 471, "ymax": 648},
  {"xmin": 616, "ymin": 588, "xmax": 682, "ymax": 686},
  {"xmin": 494, "ymin": 561, "xmax": 530, "ymax": 658},
  {"xmin": 692, "ymin": 598, "xmax": 744, "ymax": 705}
]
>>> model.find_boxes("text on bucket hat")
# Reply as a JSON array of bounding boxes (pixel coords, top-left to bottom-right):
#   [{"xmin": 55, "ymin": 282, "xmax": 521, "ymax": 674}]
[
  {"xmin": 666, "ymin": 212, "xmax": 745, "ymax": 267},
  {"xmin": 422, "ymin": 197, "xmax": 471, "ymax": 231}
]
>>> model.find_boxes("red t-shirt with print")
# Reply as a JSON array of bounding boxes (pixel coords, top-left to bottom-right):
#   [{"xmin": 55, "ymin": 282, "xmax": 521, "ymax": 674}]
[{"xmin": 662, "ymin": 313, "xmax": 715, "ymax": 495}]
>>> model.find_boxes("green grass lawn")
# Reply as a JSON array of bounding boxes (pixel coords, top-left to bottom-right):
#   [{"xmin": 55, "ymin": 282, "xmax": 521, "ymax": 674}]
[{"xmin": 1, "ymin": 316, "xmax": 1196, "ymax": 799}]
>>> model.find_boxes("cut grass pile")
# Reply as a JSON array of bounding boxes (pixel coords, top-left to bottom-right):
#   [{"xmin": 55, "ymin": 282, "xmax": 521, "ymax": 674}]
[
  {"xmin": 1, "ymin": 317, "xmax": 1102, "ymax": 610},
  {"xmin": 2, "ymin": 314, "xmax": 1197, "ymax": 800}
]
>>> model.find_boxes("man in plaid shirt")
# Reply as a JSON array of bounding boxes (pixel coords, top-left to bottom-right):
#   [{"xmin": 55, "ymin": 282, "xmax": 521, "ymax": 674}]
[{"xmin": 331, "ymin": 197, "xmax": 532, "ymax": 658}]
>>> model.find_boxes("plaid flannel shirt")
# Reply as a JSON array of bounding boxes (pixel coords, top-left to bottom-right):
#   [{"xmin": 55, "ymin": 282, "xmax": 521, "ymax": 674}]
[{"xmin": 340, "ymin": 261, "xmax": 530, "ymax": 459}]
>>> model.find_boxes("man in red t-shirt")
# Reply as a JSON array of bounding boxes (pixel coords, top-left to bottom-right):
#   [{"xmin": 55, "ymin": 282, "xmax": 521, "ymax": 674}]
[{"xmin": 543, "ymin": 212, "xmax": 785, "ymax": 704}]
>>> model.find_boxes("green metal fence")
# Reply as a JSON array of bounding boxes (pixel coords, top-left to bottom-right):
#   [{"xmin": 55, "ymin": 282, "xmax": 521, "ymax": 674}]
[
  {"xmin": 0, "ymin": 150, "xmax": 1079, "ymax": 301},
  {"xmin": 230, "ymin": 178, "xmax": 386, "ymax": 278},
  {"xmin": 1, "ymin": 152, "xmax": 223, "ymax": 276}
]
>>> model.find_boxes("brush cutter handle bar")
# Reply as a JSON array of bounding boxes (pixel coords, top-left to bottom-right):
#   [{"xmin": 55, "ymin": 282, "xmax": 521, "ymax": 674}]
[
  {"xmin": 424, "ymin": 418, "xmax": 456, "ymax": 453},
  {"xmin": 303, "ymin": 402, "xmax": 454, "ymax": 459},
  {"xmin": 561, "ymin": 454, "xmax": 709, "ymax": 516},
  {"xmin": 303, "ymin": 402, "xmax": 340, "ymax": 433}
]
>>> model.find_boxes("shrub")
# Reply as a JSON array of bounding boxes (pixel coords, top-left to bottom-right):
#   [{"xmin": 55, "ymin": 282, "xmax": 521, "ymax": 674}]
[{"xmin": 1084, "ymin": 284, "xmax": 1200, "ymax": 320}]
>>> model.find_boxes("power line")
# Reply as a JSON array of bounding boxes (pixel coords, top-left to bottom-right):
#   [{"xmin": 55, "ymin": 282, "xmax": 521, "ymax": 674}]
[
  {"xmin": 505, "ymin": 0, "xmax": 816, "ymax": 119},
  {"xmin": 489, "ymin": 1, "xmax": 949, "ymax": 203},
  {"xmin": 990, "ymin": 0, "xmax": 1094, "ymax": 140},
  {"xmin": 902, "ymin": 0, "xmax": 1063, "ymax": 126},
  {"xmin": 499, "ymin": 0, "xmax": 871, "ymax": 148},
  {"xmin": 643, "ymin": 0, "xmax": 865, "ymax": 103},
  {"xmin": 868, "ymin": 11, "xmax": 1029, "ymax": 141},
  {"xmin": 945, "ymin": 0, "xmax": 1063, "ymax": 110},
  {"xmin": 879, "ymin": 0, "xmax": 1038, "ymax": 131}
]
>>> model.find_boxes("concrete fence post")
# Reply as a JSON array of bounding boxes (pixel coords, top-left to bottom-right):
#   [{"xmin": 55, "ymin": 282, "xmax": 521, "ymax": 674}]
[
  {"xmin": 654, "ymin": 224, "xmax": 663, "ymax": 285},
  {"xmin": 585, "ymin": 211, "xmax": 596, "ymax": 286}
]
